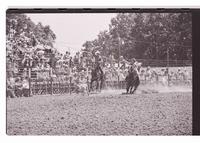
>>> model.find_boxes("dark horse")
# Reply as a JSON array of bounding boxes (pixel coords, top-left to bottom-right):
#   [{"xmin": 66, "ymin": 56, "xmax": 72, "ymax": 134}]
[
  {"xmin": 89, "ymin": 64, "xmax": 104, "ymax": 92},
  {"xmin": 125, "ymin": 67, "xmax": 140, "ymax": 94}
]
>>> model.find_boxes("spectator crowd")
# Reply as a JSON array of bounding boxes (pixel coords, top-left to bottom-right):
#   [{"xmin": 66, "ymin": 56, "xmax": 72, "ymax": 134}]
[{"xmin": 6, "ymin": 46, "xmax": 192, "ymax": 98}]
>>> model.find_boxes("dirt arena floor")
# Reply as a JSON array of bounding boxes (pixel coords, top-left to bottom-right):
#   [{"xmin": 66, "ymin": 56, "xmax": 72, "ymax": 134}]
[{"xmin": 6, "ymin": 86, "xmax": 192, "ymax": 135}]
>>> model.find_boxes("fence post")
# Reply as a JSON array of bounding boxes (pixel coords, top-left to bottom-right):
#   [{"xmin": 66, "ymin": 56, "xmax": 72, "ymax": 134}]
[
  {"xmin": 117, "ymin": 67, "xmax": 120, "ymax": 89},
  {"xmin": 28, "ymin": 59, "xmax": 31, "ymax": 97},
  {"xmin": 69, "ymin": 76, "xmax": 72, "ymax": 95},
  {"xmin": 69, "ymin": 58, "xmax": 72, "ymax": 95},
  {"xmin": 86, "ymin": 67, "xmax": 89, "ymax": 91},
  {"xmin": 28, "ymin": 67, "xmax": 31, "ymax": 97},
  {"xmin": 45, "ymin": 75, "xmax": 48, "ymax": 95},
  {"xmin": 50, "ymin": 68, "xmax": 53, "ymax": 95}
]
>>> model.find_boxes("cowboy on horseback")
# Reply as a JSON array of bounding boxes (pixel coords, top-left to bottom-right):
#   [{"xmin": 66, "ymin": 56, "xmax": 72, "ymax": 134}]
[
  {"xmin": 94, "ymin": 50, "xmax": 103, "ymax": 75},
  {"xmin": 89, "ymin": 50, "xmax": 104, "ymax": 92},
  {"xmin": 130, "ymin": 58, "xmax": 141, "ymax": 75},
  {"xmin": 125, "ymin": 58, "xmax": 141, "ymax": 94}
]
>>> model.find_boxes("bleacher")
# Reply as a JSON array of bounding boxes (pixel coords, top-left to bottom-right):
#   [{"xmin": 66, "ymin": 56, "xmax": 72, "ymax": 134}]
[{"xmin": 7, "ymin": 56, "xmax": 192, "ymax": 96}]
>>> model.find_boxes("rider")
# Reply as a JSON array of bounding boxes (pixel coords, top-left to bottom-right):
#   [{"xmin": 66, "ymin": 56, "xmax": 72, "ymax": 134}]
[
  {"xmin": 89, "ymin": 51, "xmax": 104, "ymax": 92},
  {"xmin": 94, "ymin": 50, "xmax": 103, "ymax": 75},
  {"xmin": 119, "ymin": 56, "xmax": 129, "ymax": 70},
  {"xmin": 130, "ymin": 58, "xmax": 141, "ymax": 75}
]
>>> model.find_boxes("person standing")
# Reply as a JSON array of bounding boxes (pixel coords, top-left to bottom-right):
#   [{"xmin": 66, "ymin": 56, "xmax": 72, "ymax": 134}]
[
  {"xmin": 6, "ymin": 77, "xmax": 16, "ymax": 98},
  {"xmin": 22, "ymin": 76, "xmax": 30, "ymax": 97}
]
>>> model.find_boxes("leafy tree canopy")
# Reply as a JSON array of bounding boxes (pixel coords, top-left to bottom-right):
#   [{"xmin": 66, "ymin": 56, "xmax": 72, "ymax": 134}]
[{"xmin": 82, "ymin": 13, "xmax": 192, "ymax": 62}]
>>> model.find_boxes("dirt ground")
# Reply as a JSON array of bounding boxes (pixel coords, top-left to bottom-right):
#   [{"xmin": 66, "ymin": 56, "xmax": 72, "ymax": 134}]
[{"xmin": 6, "ymin": 89, "xmax": 192, "ymax": 135}]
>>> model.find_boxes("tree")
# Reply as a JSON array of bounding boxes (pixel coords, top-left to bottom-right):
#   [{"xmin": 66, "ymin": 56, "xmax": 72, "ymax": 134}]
[
  {"xmin": 6, "ymin": 13, "xmax": 57, "ymax": 77},
  {"xmin": 82, "ymin": 13, "xmax": 192, "ymax": 63},
  {"xmin": 6, "ymin": 14, "xmax": 56, "ymax": 51}
]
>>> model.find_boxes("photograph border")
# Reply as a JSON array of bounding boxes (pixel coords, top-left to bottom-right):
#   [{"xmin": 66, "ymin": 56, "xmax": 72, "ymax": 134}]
[{"xmin": 6, "ymin": 8, "xmax": 200, "ymax": 135}]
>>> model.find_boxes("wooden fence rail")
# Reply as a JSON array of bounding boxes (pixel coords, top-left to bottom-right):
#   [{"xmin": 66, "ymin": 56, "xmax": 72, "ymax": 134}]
[{"xmin": 29, "ymin": 77, "xmax": 192, "ymax": 96}]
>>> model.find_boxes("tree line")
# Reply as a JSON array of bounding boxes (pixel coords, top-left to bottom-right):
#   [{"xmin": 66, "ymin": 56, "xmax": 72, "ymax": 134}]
[{"xmin": 82, "ymin": 13, "xmax": 192, "ymax": 62}]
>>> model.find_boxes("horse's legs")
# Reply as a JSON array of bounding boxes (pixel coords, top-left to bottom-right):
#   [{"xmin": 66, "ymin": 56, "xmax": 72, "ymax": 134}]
[
  {"xmin": 131, "ymin": 85, "xmax": 137, "ymax": 94},
  {"xmin": 127, "ymin": 84, "xmax": 132, "ymax": 94},
  {"xmin": 131, "ymin": 78, "xmax": 140, "ymax": 94},
  {"xmin": 100, "ymin": 79, "xmax": 104, "ymax": 92},
  {"xmin": 96, "ymin": 80, "xmax": 99, "ymax": 91},
  {"xmin": 130, "ymin": 86, "xmax": 134, "ymax": 94},
  {"xmin": 126, "ymin": 87, "xmax": 129, "ymax": 94},
  {"xmin": 89, "ymin": 79, "xmax": 94, "ymax": 92},
  {"xmin": 126, "ymin": 83, "xmax": 130, "ymax": 93}
]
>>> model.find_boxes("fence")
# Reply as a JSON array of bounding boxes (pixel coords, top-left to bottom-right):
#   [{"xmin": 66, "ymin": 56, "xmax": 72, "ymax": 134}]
[
  {"xmin": 30, "ymin": 79, "xmax": 71, "ymax": 95},
  {"xmin": 136, "ymin": 59, "xmax": 192, "ymax": 67},
  {"xmin": 7, "ymin": 58, "xmax": 192, "ymax": 96},
  {"xmin": 28, "ymin": 66, "xmax": 192, "ymax": 96}
]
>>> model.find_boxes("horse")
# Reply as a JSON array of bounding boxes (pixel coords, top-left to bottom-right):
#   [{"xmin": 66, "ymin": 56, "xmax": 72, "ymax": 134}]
[
  {"xmin": 89, "ymin": 65, "xmax": 104, "ymax": 92},
  {"xmin": 125, "ymin": 67, "xmax": 140, "ymax": 94}
]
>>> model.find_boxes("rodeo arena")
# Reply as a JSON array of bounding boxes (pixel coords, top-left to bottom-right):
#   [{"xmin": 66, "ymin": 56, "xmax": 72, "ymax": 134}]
[
  {"xmin": 6, "ymin": 13, "xmax": 192, "ymax": 135},
  {"xmin": 6, "ymin": 47, "xmax": 192, "ymax": 97}
]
